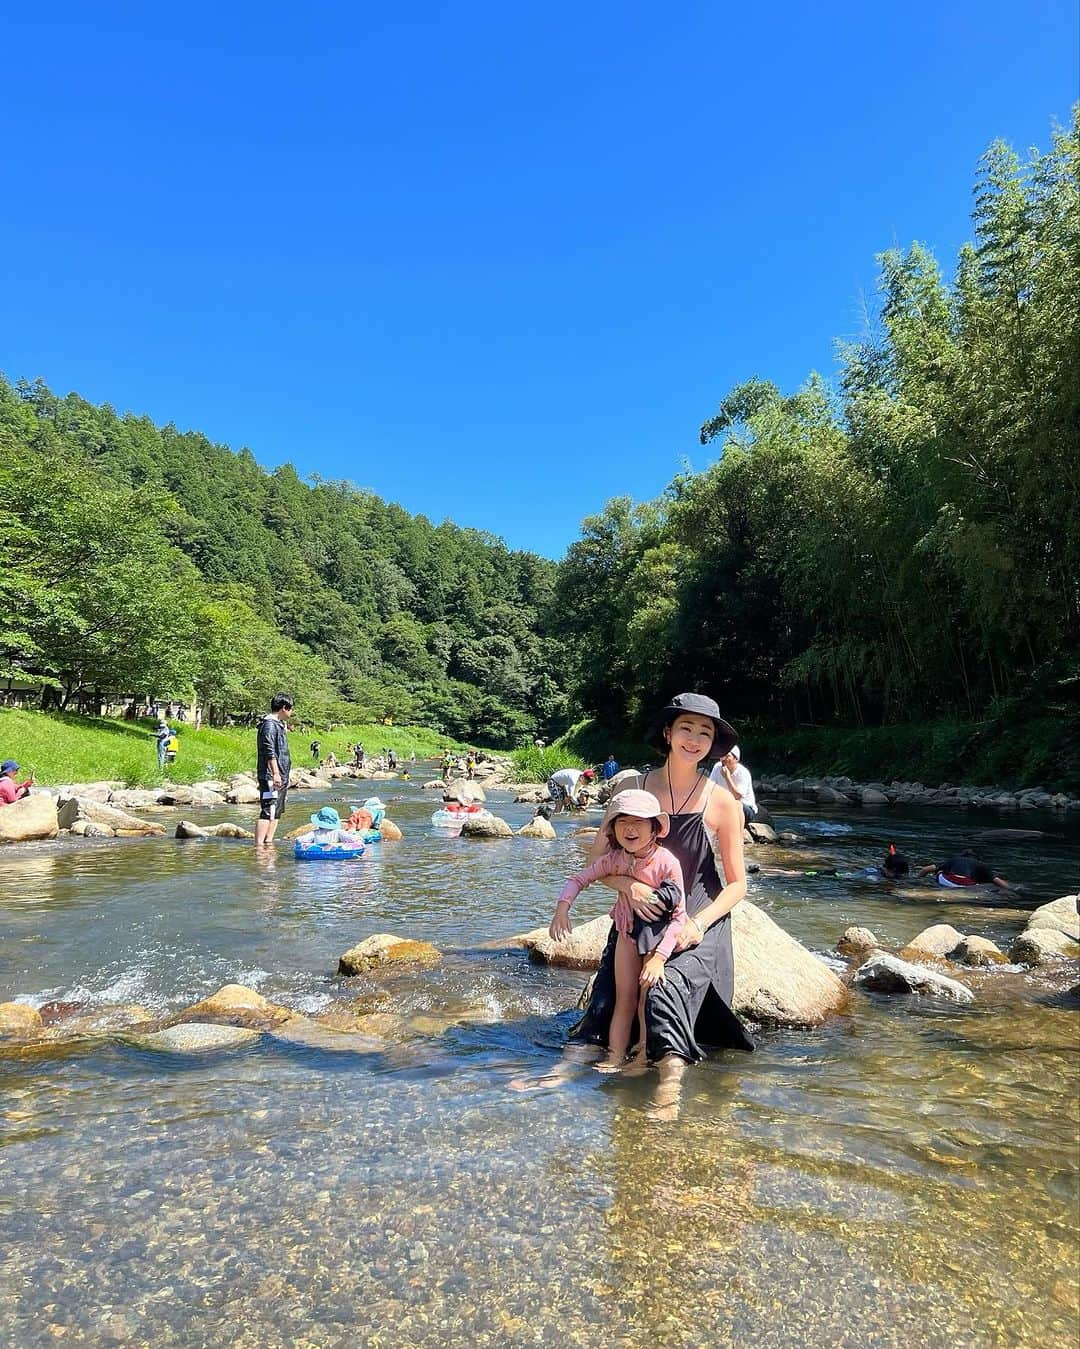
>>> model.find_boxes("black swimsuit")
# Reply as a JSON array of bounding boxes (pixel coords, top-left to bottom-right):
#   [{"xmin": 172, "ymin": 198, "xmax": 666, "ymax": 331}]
[{"xmin": 570, "ymin": 781, "xmax": 754, "ymax": 1062}]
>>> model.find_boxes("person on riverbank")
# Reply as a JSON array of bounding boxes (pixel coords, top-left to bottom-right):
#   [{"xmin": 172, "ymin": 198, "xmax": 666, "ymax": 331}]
[
  {"xmin": 710, "ymin": 744, "xmax": 756, "ymax": 825},
  {"xmin": 309, "ymin": 738, "xmax": 321, "ymax": 764},
  {"xmin": 0, "ymin": 760, "xmax": 34, "ymax": 805},
  {"xmin": 155, "ymin": 719, "xmax": 173, "ymax": 770},
  {"xmin": 255, "ymin": 693, "xmax": 294, "ymax": 848},
  {"xmin": 918, "ymin": 853, "xmax": 1013, "ymax": 891},
  {"xmin": 549, "ymin": 789, "xmax": 687, "ymax": 1073},
  {"xmin": 601, "ymin": 753, "xmax": 620, "ymax": 781}
]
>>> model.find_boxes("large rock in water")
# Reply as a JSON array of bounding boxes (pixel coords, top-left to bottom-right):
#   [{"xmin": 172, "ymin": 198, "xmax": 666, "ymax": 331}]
[
  {"xmin": 853, "ymin": 953, "xmax": 974, "ymax": 1003},
  {"xmin": 446, "ymin": 778, "xmax": 485, "ymax": 804},
  {"xmin": 730, "ymin": 901, "xmax": 848, "ymax": 1026},
  {"xmin": 518, "ymin": 815, "xmax": 557, "ymax": 840},
  {"xmin": 903, "ymin": 924, "xmax": 965, "ymax": 959},
  {"xmin": 1010, "ymin": 928, "xmax": 1080, "ymax": 966},
  {"xmin": 0, "ymin": 795, "xmax": 59, "ymax": 844},
  {"xmin": 56, "ymin": 796, "xmax": 164, "ymax": 836},
  {"xmin": 460, "ymin": 815, "xmax": 513, "ymax": 839},
  {"xmin": 0, "ymin": 1001, "xmax": 43, "ymax": 1036},
  {"xmin": 170, "ymin": 983, "xmax": 292, "ymax": 1029},
  {"xmin": 338, "ymin": 933, "xmax": 442, "ymax": 975},
  {"xmin": 522, "ymin": 915, "xmax": 613, "ymax": 970},
  {"xmin": 1024, "ymin": 895, "xmax": 1080, "ymax": 942},
  {"xmin": 226, "ymin": 781, "xmax": 262, "ymax": 805},
  {"xmin": 129, "ymin": 1023, "xmax": 261, "ymax": 1054}
]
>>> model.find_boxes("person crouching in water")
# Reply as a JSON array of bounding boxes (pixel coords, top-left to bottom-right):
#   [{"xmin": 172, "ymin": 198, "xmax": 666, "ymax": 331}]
[
  {"xmin": 548, "ymin": 790, "xmax": 686, "ymax": 1073},
  {"xmin": 881, "ymin": 844, "xmax": 910, "ymax": 879}
]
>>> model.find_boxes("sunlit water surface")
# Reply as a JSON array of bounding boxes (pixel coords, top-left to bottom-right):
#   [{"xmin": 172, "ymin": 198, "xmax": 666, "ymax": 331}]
[{"xmin": 1, "ymin": 770, "xmax": 1078, "ymax": 1346}]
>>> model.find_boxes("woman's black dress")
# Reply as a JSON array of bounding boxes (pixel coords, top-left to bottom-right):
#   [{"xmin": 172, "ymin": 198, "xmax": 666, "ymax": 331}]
[{"xmin": 569, "ymin": 795, "xmax": 754, "ymax": 1062}]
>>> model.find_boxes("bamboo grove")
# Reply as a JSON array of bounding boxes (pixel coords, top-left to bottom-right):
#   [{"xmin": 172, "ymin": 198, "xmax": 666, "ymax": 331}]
[{"xmin": 552, "ymin": 115, "xmax": 1080, "ymax": 750}]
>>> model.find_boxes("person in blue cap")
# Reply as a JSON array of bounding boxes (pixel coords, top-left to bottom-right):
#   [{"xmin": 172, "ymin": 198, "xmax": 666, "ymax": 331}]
[
  {"xmin": 296, "ymin": 806, "xmax": 362, "ymax": 847},
  {"xmin": 0, "ymin": 760, "xmax": 34, "ymax": 806}
]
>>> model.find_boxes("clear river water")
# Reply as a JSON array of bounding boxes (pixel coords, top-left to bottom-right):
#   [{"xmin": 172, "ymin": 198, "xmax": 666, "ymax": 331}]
[{"xmin": 1, "ymin": 767, "xmax": 1078, "ymax": 1346}]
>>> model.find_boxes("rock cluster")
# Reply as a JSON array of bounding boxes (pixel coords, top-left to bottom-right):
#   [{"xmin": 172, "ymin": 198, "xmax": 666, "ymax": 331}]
[{"xmin": 758, "ymin": 774, "xmax": 1079, "ymax": 812}]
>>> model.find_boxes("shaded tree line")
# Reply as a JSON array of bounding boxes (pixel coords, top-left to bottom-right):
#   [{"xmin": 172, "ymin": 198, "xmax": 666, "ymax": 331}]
[
  {"xmin": 551, "ymin": 115, "xmax": 1080, "ymax": 746},
  {"xmin": 0, "ymin": 378, "xmax": 565, "ymax": 741}
]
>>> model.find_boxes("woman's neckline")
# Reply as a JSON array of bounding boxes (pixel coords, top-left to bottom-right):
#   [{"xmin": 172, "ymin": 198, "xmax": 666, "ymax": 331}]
[{"xmin": 642, "ymin": 766, "xmax": 708, "ymax": 815}]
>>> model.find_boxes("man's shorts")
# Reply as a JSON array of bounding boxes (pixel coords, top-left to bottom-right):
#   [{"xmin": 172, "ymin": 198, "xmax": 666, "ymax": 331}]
[{"xmin": 258, "ymin": 784, "xmax": 288, "ymax": 821}]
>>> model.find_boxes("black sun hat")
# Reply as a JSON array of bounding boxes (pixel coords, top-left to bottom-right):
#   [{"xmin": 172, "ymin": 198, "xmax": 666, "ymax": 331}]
[{"xmin": 650, "ymin": 693, "xmax": 738, "ymax": 758}]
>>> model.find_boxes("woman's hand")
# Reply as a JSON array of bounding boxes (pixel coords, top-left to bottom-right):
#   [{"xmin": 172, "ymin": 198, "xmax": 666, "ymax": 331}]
[
  {"xmin": 549, "ymin": 902, "xmax": 573, "ymax": 942},
  {"xmin": 673, "ymin": 915, "xmax": 704, "ymax": 953},
  {"xmin": 626, "ymin": 882, "xmax": 666, "ymax": 920},
  {"xmin": 640, "ymin": 953, "xmax": 667, "ymax": 987}
]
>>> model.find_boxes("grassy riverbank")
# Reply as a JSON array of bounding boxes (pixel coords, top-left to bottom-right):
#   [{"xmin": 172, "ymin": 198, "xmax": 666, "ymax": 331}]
[
  {"xmin": 554, "ymin": 706, "xmax": 1080, "ymax": 793},
  {"xmin": 0, "ymin": 709, "xmax": 467, "ymax": 788}
]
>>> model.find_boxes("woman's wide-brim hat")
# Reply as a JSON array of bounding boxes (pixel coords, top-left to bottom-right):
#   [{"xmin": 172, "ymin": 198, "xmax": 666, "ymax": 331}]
[{"xmin": 650, "ymin": 692, "xmax": 738, "ymax": 757}]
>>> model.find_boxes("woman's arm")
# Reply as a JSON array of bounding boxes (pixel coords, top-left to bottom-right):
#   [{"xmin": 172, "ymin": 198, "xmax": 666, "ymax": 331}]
[{"xmin": 674, "ymin": 788, "xmax": 746, "ymax": 949}]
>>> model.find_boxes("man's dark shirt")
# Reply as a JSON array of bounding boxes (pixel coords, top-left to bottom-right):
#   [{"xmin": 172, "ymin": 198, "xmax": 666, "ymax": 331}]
[
  {"xmin": 940, "ymin": 854, "xmax": 993, "ymax": 884},
  {"xmin": 257, "ymin": 715, "xmax": 291, "ymax": 785}
]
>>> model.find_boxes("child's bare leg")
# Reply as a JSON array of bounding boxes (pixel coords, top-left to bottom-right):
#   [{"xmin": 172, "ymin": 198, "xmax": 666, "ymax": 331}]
[
  {"xmin": 597, "ymin": 935, "xmax": 641, "ymax": 1072},
  {"xmin": 623, "ymin": 985, "xmax": 651, "ymax": 1075}
]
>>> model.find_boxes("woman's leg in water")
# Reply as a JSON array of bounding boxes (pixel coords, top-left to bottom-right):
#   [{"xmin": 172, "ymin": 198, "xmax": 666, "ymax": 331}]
[{"xmin": 598, "ymin": 934, "xmax": 642, "ymax": 1072}]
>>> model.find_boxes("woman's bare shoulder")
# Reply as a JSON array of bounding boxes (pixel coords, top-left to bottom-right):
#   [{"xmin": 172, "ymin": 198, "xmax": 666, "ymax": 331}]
[{"xmin": 705, "ymin": 780, "xmax": 740, "ymax": 828}]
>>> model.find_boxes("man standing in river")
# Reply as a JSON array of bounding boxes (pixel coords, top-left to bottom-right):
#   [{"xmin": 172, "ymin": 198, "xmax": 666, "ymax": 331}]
[{"xmin": 255, "ymin": 692, "xmax": 294, "ymax": 847}]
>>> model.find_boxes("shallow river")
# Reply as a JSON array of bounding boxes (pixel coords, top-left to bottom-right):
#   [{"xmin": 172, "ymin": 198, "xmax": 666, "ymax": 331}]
[{"xmin": 1, "ymin": 771, "xmax": 1078, "ymax": 1346}]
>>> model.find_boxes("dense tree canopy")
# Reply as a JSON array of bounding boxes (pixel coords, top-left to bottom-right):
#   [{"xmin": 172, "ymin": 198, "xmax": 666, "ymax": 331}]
[
  {"xmin": 0, "ymin": 375, "xmax": 565, "ymax": 740},
  {"xmin": 550, "ymin": 113, "xmax": 1080, "ymax": 742}
]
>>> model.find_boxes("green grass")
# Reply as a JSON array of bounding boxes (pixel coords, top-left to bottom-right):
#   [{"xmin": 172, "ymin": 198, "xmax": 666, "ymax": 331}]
[
  {"xmin": 509, "ymin": 744, "xmax": 588, "ymax": 781},
  {"xmin": 0, "ymin": 708, "xmax": 468, "ymax": 788}
]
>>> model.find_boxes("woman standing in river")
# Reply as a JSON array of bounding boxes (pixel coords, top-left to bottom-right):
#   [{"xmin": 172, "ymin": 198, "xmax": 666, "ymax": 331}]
[{"xmin": 569, "ymin": 692, "xmax": 755, "ymax": 1068}]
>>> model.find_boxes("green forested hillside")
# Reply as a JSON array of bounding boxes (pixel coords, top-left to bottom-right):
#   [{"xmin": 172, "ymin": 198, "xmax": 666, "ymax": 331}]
[
  {"xmin": 551, "ymin": 114, "xmax": 1080, "ymax": 778},
  {"xmin": 0, "ymin": 378, "xmax": 564, "ymax": 742}
]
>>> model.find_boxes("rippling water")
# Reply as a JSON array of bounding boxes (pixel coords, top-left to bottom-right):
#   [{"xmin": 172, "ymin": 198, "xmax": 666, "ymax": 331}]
[{"xmin": 1, "ymin": 770, "xmax": 1077, "ymax": 1346}]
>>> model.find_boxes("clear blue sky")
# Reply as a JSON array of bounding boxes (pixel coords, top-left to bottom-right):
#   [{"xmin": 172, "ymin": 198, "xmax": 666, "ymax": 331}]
[{"xmin": 3, "ymin": 2, "xmax": 1076, "ymax": 557}]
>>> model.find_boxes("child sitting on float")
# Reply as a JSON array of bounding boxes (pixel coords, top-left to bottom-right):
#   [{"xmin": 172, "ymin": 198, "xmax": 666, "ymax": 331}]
[
  {"xmin": 548, "ymin": 788, "xmax": 686, "ymax": 1073},
  {"xmin": 297, "ymin": 806, "xmax": 363, "ymax": 847}
]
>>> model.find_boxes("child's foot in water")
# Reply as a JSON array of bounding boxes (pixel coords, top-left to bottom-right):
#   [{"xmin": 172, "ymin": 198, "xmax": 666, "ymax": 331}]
[{"xmin": 595, "ymin": 1054, "xmax": 626, "ymax": 1074}]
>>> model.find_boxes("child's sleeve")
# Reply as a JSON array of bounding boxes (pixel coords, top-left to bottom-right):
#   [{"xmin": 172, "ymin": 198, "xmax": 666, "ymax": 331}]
[
  {"xmin": 654, "ymin": 851, "xmax": 687, "ymax": 960},
  {"xmin": 557, "ymin": 852, "xmax": 614, "ymax": 907}
]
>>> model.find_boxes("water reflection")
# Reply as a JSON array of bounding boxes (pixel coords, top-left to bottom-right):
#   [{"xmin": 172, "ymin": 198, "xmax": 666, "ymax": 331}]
[{"xmin": 0, "ymin": 784, "xmax": 1076, "ymax": 1342}]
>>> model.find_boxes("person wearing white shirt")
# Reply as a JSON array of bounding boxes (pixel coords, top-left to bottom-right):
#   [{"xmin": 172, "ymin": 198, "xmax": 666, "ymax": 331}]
[{"xmin": 710, "ymin": 745, "xmax": 756, "ymax": 824}]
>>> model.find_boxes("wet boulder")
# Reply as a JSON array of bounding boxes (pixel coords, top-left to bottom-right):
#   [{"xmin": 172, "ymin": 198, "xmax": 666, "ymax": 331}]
[
  {"xmin": 731, "ymin": 901, "xmax": 848, "ymax": 1026},
  {"xmin": 170, "ymin": 983, "xmax": 292, "ymax": 1029},
  {"xmin": 206, "ymin": 821, "xmax": 255, "ymax": 840},
  {"xmin": 0, "ymin": 795, "xmax": 59, "ymax": 844},
  {"xmin": 521, "ymin": 915, "xmax": 613, "ymax": 971},
  {"xmin": 513, "ymin": 786, "xmax": 549, "ymax": 804},
  {"xmin": 859, "ymin": 787, "xmax": 890, "ymax": 805},
  {"xmin": 175, "ymin": 819, "xmax": 211, "ymax": 839},
  {"xmin": 158, "ymin": 785, "xmax": 226, "ymax": 807},
  {"xmin": 597, "ymin": 769, "xmax": 641, "ymax": 803},
  {"xmin": 0, "ymin": 1002, "xmax": 43, "ymax": 1036},
  {"xmin": 837, "ymin": 926, "xmax": 878, "ymax": 956},
  {"xmin": 518, "ymin": 815, "xmax": 557, "ymax": 840},
  {"xmin": 815, "ymin": 785, "xmax": 850, "ymax": 805},
  {"xmin": 338, "ymin": 933, "xmax": 442, "ymax": 975},
  {"xmin": 853, "ymin": 953, "xmax": 974, "ymax": 1003},
  {"xmin": 226, "ymin": 780, "xmax": 262, "ymax": 805},
  {"xmin": 69, "ymin": 819, "xmax": 116, "ymax": 838},
  {"xmin": 380, "ymin": 819, "xmax": 404, "ymax": 841},
  {"xmin": 903, "ymin": 924, "xmax": 965, "ymax": 960},
  {"xmin": 745, "ymin": 820, "xmax": 778, "ymax": 844},
  {"xmin": 446, "ymin": 778, "xmax": 486, "ymax": 804},
  {"xmin": 1009, "ymin": 928, "xmax": 1080, "ymax": 966},
  {"xmin": 460, "ymin": 815, "xmax": 513, "ymax": 839},
  {"xmin": 129, "ymin": 1023, "xmax": 261, "ymax": 1053},
  {"xmin": 954, "ymin": 935, "xmax": 1007, "ymax": 966},
  {"xmin": 56, "ymin": 796, "xmax": 164, "ymax": 836},
  {"xmin": 1024, "ymin": 895, "xmax": 1080, "ymax": 943},
  {"xmin": 109, "ymin": 788, "xmax": 168, "ymax": 808}
]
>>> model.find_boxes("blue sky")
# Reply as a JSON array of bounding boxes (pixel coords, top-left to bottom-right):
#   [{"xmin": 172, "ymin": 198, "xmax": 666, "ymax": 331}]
[{"xmin": 3, "ymin": 2, "xmax": 1076, "ymax": 557}]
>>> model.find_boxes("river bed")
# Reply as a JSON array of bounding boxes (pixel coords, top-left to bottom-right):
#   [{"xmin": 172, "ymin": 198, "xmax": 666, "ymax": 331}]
[{"xmin": 1, "ymin": 771, "xmax": 1077, "ymax": 1346}]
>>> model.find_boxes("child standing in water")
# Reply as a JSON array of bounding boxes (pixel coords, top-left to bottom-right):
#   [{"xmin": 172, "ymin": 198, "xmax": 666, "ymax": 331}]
[{"xmin": 549, "ymin": 789, "xmax": 686, "ymax": 1072}]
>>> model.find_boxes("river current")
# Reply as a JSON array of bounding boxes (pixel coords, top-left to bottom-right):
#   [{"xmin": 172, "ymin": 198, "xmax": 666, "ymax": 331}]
[{"xmin": 1, "ymin": 768, "xmax": 1077, "ymax": 1346}]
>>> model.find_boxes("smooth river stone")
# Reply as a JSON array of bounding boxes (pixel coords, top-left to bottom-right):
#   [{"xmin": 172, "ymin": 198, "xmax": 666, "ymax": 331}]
[
  {"xmin": 903, "ymin": 924, "xmax": 965, "ymax": 959},
  {"xmin": 517, "ymin": 816, "xmax": 557, "ymax": 840},
  {"xmin": 460, "ymin": 815, "xmax": 513, "ymax": 839},
  {"xmin": 130, "ymin": 1023, "xmax": 261, "ymax": 1053},
  {"xmin": 1024, "ymin": 895, "xmax": 1080, "ymax": 942},
  {"xmin": 854, "ymin": 953, "xmax": 975, "ymax": 1003},
  {"xmin": 0, "ymin": 795, "xmax": 59, "ymax": 844}
]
